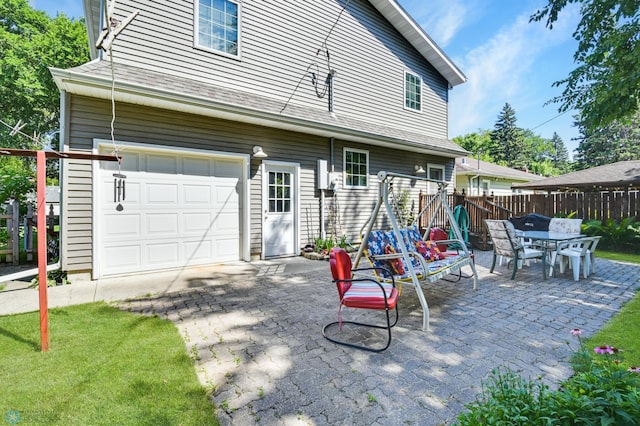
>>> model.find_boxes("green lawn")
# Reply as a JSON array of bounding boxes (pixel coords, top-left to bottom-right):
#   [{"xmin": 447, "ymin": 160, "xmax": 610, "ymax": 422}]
[
  {"xmin": 585, "ymin": 250, "xmax": 640, "ymax": 367},
  {"xmin": 0, "ymin": 303, "xmax": 219, "ymax": 425}
]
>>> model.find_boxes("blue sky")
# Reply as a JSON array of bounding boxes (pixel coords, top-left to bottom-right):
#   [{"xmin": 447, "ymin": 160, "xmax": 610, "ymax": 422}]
[{"xmin": 33, "ymin": 0, "xmax": 582, "ymax": 157}]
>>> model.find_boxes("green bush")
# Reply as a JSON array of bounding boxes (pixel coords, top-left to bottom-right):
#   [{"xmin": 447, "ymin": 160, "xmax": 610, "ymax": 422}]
[
  {"xmin": 455, "ymin": 329, "xmax": 640, "ymax": 425},
  {"xmin": 582, "ymin": 217, "xmax": 640, "ymax": 253}
]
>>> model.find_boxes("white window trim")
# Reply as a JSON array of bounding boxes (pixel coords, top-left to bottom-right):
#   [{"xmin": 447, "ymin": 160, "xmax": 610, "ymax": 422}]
[
  {"xmin": 194, "ymin": 0, "xmax": 242, "ymax": 59},
  {"xmin": 343, "ymin": 147, "xmax": 369, "ymax": 189},
  {"xmin": 427, "ymin": 164, "xmax": 445, "ymax": 194},
  {"xmin": 403, "ymin": 70, "xmax": 423, "ymax": 113}
]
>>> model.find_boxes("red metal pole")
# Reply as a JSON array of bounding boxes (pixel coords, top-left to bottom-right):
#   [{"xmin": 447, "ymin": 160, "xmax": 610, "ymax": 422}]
[{"xmin": 37, "ymin": 151, "xmax": 49, "ymax": 352}]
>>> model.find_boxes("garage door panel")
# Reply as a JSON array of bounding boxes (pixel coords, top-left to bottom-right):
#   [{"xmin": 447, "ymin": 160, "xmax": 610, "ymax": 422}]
[
  {"xmin": 183, "ymin": 158, "xmax": 211, "ymax": 176},
  {"xmin": 146, "ymin": 242, "xmax": 179, "ymax": 265},
  {"xmin": 146, "ymin": 154, "xmax": 178, "ymax": 174},
  {"xmin": 183, "ymin": 185, "xmax": 212, "ymax": 204},
  {"xmin": 104, "ymin": 245, "xmax": 141, "ymax": 269},
  {"xmin": 184, "ymin": 240, "xmax": 213, "ymax": 261},
  {"xmin": 147, "ymin": 213, "xmax": 179, "ymax": 235},
  {"xmin": 99, "ymin": 149, "xmax": 243, "ymax": 277},
  {"xmin": 215, "ymin": 183, "xmax": 239, "ymax": 206},
  {"xmin": 215, "ymin": 211, "xmax": 241, "ymax": 232},
  {"xmin": 105, "ymin": 213, "xmax": 141, "ymax": 237},
  {"xmin": 216, "ymin": 160, "xmax": 242, "ymax": 178},
  {"xmin": 215, "ymin": 238, "xmax": 239, "ymax": 260},
  {"xmin": 146, "ymin": 183, "xmax": 179, "ymax": 204},
  {"xmin": 183, "ymin": 212, "xmax": 213, "ymax": 233}
]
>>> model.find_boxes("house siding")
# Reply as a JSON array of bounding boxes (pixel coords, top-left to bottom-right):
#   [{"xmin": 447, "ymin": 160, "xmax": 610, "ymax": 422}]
[
  {"xmin": 62, "ymin": 95, "xmax": 452, "ymax": 272},
  {"xmin": 106, "ymin": 0, "xmax": 450, "ymax": 139}
]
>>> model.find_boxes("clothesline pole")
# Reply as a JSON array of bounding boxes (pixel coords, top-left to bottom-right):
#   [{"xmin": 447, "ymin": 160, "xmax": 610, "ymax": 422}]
[{"xmin": 36, "ymin": 151, "xmax": 49, "ymax": 351}]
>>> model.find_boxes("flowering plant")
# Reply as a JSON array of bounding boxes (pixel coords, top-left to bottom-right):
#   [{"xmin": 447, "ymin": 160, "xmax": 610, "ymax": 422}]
[{"xmin": 455, "ymin": 328, "xmax": 640, "ymax": 425}]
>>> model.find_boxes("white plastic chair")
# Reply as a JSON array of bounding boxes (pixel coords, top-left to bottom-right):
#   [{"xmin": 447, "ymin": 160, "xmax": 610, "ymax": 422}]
[{"xmin": 556, "ymin": 237, "xmax": 593, "ymax": 281}]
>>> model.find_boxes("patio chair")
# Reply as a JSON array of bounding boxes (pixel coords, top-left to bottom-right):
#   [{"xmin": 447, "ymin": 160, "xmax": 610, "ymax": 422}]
[
  {"xmin": 322, "ymin": 247, "xmax": 399, "ymax": 352},
  {"xmin": 556, "ymin": 237, "xmax": 594, "ymax": 281},
  {"xmin": 485, "ymin": 219, "xmax": 545, "ymax": 280}
]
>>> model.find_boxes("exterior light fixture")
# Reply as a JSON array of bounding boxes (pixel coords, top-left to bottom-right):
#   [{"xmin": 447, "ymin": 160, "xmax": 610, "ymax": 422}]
[
  {"xmin": 252, "ymin": 146, "xmax": 268, "ymax": 158},
  {"xmin": 414, "ymin": 165, "xmax": 426, "ymax": 174}
]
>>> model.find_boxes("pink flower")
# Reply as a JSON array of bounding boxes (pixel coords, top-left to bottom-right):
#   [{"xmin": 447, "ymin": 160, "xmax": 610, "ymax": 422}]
[
  {"xmin": 570, "ymin": 328, "xmax": 583, "ymax": 336},
  {"xmin": 628, "ymin": 366, "xmax": 640, "ymax": 373},
  {"xmin": 594, "ymin": 345, "xmax": 615, "ymax": 355}
]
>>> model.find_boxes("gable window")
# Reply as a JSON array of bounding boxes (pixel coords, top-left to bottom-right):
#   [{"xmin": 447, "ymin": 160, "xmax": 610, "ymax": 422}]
[
  {"xmin": 196, "ymin": 0, "xmax": 240, "ymax": 57},
  {"xmin": 344, "ymin": 148, "xmax": 368, "ymax": 188},
  {"xmin": 404, "ymin": 71, "xmax": 422, "ymax": 111}
]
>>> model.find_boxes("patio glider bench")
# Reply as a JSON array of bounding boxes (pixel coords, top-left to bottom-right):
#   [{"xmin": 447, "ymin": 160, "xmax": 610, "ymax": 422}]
[{"xmin": 360, "ymin": 225, "xmax": 477, "ymax": 330}]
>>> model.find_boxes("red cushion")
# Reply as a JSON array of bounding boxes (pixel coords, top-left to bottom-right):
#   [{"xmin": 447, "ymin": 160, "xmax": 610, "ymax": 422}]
[
  {"xmin": 429, "ymin": 227, "xmax": 449, "ymax": 252},
  {"xmin": 342, "ymin": 282, "xmax": 398, "ymax": 310}
]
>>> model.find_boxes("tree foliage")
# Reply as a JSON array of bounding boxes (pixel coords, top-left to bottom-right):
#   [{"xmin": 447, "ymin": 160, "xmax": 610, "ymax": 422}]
[
  {"xmin": 573, "ymin": 111, "xmax": 640, "ymax": 169},
  {"xmin": 0, "ymin": 0, "xmax": 89, "ymax": 203},
  {"xmin": 490, "ymin": 103, "xmax": 531, "ymax": 170},
  {"xmin": 1, "ymin": 0, "xmax": 89, "ymax": 146},
  {"xmin": 531, "ymin": 0, "xmax": 640, "ymax": 129}
]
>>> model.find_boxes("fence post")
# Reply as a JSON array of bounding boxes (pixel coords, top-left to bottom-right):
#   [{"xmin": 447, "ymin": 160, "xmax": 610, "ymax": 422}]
[
  {"xmin": 26, "ymin": 204, "xmax": 34, "ymax": 261},
  {"xmin": 10, "ymin": 200, "xmax": 19, "ymax": 265}
]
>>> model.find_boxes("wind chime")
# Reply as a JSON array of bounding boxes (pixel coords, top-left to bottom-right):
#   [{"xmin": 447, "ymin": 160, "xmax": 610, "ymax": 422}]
[{"xmin": 97, "ymin": 0, "xmax": 139, "ymax": 212}]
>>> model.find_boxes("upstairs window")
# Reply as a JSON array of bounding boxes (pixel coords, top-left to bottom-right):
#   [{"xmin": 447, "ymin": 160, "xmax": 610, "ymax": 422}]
[
  {"xmin": 404, "ymin": 71, "xmax": 422, "ymax": 111},
  {"xmin": 196, "ymin": 0, "xmax": 240, "ymax": 57},
  {"xmin": 344, "ymin": 148, "xmax": 368, "ymax": 188}
]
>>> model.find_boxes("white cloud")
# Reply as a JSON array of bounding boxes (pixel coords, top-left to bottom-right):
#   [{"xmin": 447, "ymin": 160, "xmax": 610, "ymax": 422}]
[
  {"xmin": 420, "ymin": 0, "xmax": 470, "ymax": 47},
  {"xmin": 449, "ymin": 4, "xmax": 580, "ymax": 137}
]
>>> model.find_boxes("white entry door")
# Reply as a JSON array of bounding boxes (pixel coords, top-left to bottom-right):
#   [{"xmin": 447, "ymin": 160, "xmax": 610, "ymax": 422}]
[{"xmin": 263, "ymin": 162, "xmax": 298, "ymax": 258}]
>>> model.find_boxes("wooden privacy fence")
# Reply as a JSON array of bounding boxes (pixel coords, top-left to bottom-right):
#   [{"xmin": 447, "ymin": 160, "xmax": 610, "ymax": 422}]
[
  {"xmin": 418, "ymin": 190, "xmax": 640, "ymax": 250},
  {"xmin": 1, "ymin": 201, "xmax": 59, "ymax": 265},
  {"xmin": 489, "ymin": 191, "xmax": 640, "ymax": 223},
  {"xmin": 0, "ymin": 200, "xmax": 20, "ymax": 264}
]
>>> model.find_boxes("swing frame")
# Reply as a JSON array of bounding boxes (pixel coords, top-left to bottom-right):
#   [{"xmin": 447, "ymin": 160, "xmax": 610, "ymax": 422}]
[{"xmin": 353, "ymin": 171, "xmax": 478, "ymax": 331}]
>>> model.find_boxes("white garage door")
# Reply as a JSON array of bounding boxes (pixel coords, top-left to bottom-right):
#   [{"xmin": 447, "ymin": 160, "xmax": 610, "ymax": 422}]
[{"xmin": 97, "ymin": 149, "xmax": 242, "ymax": 277}]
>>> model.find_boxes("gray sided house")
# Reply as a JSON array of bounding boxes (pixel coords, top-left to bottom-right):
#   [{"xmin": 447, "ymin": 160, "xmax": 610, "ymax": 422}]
[{"xmin": 50, "ymin": 0, "xmax": 468, "ymax": 280}]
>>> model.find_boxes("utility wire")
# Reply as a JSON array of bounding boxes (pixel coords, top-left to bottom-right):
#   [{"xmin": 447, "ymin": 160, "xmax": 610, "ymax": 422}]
[
  {"xmin": 530, "ymin": 109, "xmax": 570, "ymax": 131},
  {"xmin": 280, "ymin": 0, "xmax": 351, "ymax": 113}
]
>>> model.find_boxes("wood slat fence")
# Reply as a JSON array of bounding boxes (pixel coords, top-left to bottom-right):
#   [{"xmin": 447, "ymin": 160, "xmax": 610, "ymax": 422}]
[{"xmin": 419, "ymin": 190, "xmax": 640, "ymax": 250}]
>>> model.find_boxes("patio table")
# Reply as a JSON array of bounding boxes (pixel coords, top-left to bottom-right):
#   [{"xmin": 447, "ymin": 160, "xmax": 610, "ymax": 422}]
[{"xmin": 517, "ymin": 230, "xmax": 584, "ymax": 279}]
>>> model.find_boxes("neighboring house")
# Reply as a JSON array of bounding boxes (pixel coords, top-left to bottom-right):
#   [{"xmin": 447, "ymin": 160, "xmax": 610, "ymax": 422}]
[
  {"xmin": 455, "ymin": 157, "xmax": 543, "ymax": 196},
  {"xmin": 50, "ymin": 0, "xmax": 468, "ymax": 280}
]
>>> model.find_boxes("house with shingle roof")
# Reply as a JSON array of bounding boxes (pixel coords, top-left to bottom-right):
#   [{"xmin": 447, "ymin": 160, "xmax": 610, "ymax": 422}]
[
  {"xmin": 455, "ymin": 157, "xmax": 543, "ymax": 196},
  {"xmin": 49, "ymin": 0, "xmax": 469, "ymax": 280},
  {"xmin": 512, "ymin": 160, "xmax": 640, "ymax": 192}
]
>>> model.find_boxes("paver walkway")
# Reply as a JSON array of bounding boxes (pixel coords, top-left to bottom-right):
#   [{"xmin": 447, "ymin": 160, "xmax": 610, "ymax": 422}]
[{"xmin": 114, "ymin": 251, "xmax": 640, "ymax": 425}]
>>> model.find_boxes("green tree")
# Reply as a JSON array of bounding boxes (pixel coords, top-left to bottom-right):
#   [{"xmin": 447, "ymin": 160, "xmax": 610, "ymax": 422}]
[
  {"xmin": 574, "ymin": 112, "xmax": 640, "ymax": 169},
  {"xmin": 490, "ymin": 103, "xmax": 530, "ymax": 170},
  {"xmin": 1, "ymin": 0, "xmax": 89, "ymax": 146},
  {"xmin": 452, "ymin": 130, "xmax": 494, "ymax": 162},
  {"xmin": 549, "ymin": 131, "xmax": 570, "ymax": 171},
  {"xmin": 531, "ymin": 0, "xmax": 640, "ymax": 129},
  {"xmin": 0, "ymin": 0, "xmax": 89, "ymax": 203}
]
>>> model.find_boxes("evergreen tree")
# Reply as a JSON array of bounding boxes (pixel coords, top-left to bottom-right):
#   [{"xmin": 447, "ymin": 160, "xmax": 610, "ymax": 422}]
[
  {"xmin": 550, "ymin": 132, "xmax": 570, "ymax": 171},
  {"xmin": 490, "ymin": 103, "xmax": 530, "ymax": 170},
  {"xmin": 574, "ymin": 112, "xmax": 640, "ymax": 169}
]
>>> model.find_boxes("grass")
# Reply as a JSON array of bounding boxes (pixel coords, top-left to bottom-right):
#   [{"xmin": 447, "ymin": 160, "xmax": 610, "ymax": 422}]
[
  {"xmin": 584, "ymin": 250, "xmax": 640, "ymax": 367},
  {"xmin": 0, "ymin": 303, "xmax": 219, "ymax": 425},
  {"xmin": 595, "ymin": 249, "xmax": 640, "ymax": 264}
]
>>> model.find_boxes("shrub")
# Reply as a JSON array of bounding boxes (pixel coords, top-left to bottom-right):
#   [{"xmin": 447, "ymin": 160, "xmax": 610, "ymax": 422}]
[
  {"xmin": 454, "ymin": 329, "xmax": 640, "ymax": 425},
  {"xmin": 582, "ymin": 217, "xmax": 640, "ymax": 253}
]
